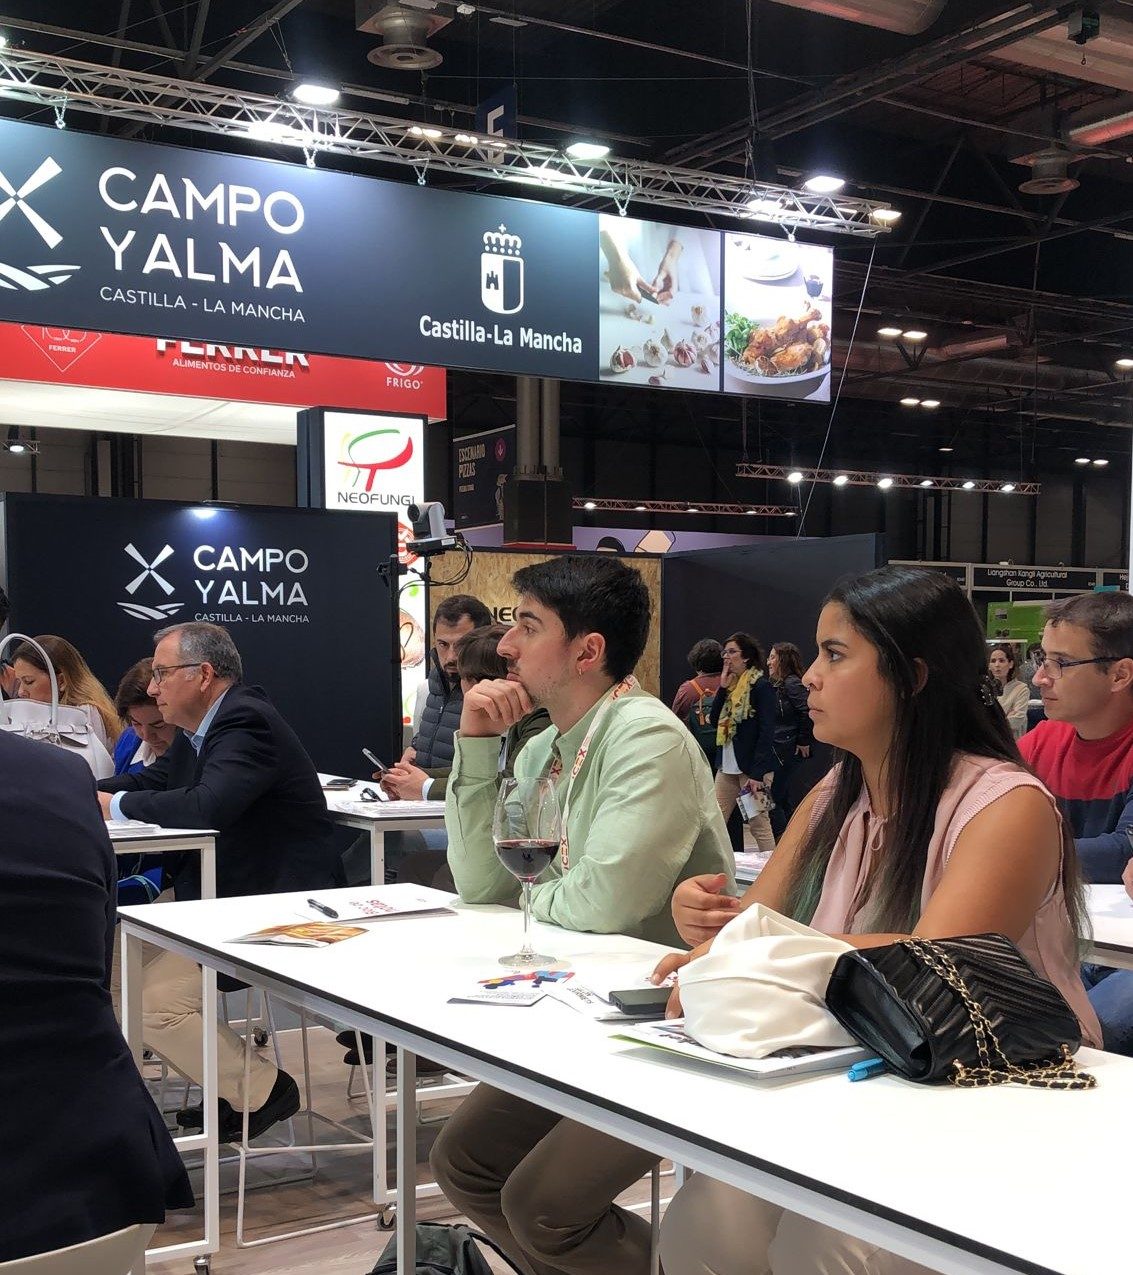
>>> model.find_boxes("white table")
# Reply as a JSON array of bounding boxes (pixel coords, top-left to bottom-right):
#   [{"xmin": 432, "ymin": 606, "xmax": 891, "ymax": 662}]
[
  {"xmin": 107, "ymin": 824, "xmax": 218, "ymax": 900},
  {"xmin": 320, "ymin": 775, "xmax": 446, "ymax": 885},
  {"xmin": 1087, "ymin": 883, "xmax": 1133, "ymax": 970},
  {"xmin": 120, "ymin": 891, "xmax": 1132, "ymax": 1275}
]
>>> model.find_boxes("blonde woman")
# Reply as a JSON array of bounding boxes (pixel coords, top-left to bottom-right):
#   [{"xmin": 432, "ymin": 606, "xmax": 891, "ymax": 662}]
[{"xmin": 11, "ymin": 635, "xmax": 120, "ymax": 751}]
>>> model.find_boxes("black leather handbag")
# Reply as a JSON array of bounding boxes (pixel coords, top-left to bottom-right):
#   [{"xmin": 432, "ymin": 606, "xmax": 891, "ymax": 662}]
[{"xmin": 824, "ymin": 933, "xmax": 1096, "ymax": 1089}]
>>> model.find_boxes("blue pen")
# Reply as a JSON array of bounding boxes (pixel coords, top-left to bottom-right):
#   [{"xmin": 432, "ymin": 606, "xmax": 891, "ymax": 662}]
[{"xmin": 847, "ymin": 1057, "xmax": 886, "ymax": 1082}]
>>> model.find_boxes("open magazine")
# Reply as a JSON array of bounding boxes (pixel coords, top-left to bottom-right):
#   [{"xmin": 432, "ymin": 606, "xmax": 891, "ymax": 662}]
[
  {"xmin": 229, "ymin": 885, "xmax": 456, "ymax": 946},
  {"xmin": 616, "ymin": 1019, "xmax": 867, "ymax": 1079}
]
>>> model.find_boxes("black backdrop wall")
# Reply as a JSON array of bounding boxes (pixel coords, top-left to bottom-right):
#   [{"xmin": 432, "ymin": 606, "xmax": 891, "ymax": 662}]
[
  {"xmin": 0, "ymin": 493, "xmax": 397, "ymax": 775},
  {"xmin": 660, "ymin": 533, "xmax": 886, "ymax": 701}
]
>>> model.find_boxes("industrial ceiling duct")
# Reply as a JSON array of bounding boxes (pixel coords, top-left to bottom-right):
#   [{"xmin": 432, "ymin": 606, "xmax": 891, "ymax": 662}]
[
  {"xmin": 766, "ymin": 0, "xmax": 945, "ymax": 36},
  {"xmin": 1016, "ymin": 145, "xmax": 1080, "ymax": 196},
  {"xmin": 356, "ymin": 2, "xmax": 450, "ymax": 70}
]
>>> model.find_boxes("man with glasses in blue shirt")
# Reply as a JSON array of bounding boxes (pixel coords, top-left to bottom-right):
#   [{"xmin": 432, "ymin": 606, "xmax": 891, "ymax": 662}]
[
  {"xmin": 98, "ymin": 621, "xmax": 337, "ymax": 1139},
  {"xmin": 1019, "ymin": 592, "xmax": 1133, "ymax": 1052}
]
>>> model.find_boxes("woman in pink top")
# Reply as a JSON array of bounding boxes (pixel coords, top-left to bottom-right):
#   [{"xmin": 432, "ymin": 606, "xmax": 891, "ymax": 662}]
[{"xmin": 656, "ymin": 564, "xmax": 1098, "ymax": 1275}]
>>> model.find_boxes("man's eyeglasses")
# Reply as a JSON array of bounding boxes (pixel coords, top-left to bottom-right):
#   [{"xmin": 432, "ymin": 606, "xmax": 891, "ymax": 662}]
[
  {"xmin": 1036, "ymin": 655, "xmax": 1123, "ymax": 681},
  {"xmin": 150, "ymin": 662, "xmax": 202, "ymax": 684}
]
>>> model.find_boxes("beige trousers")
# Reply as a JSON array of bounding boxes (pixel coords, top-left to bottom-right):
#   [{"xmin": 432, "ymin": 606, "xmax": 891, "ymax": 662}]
[
  {"xmin": 715, "ymin": 770, "xmax": 776, "ymax": 852},
  {"xmin": 142, "ymin": 949, "xmax": 277, "ymax": 1110},
  {"xmin": 660, "ymin": 1174, "xmax": 936, "ymax": 1275},
  {"xmin": 430, "ymin": 1084, "xmax": 659, "ymax": 1275}
]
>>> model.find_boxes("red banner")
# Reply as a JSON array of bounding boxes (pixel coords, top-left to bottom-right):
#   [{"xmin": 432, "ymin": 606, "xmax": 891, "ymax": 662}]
[{"xmin": 0, "ymin": 323, "xmax": 446, "ymax": 420}]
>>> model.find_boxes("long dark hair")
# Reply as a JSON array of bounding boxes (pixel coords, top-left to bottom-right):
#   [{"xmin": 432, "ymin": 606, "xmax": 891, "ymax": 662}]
[
  {"xmin": 771, "ymin": 641, "xmax": 804, "ymax": 681},
  {"xmin": 783, "ymin": 566, "xmax": 1085, "ymax": 938},
  {"xmin": 724, "ymin": 631, "xmax": 764, "ymax": 671}
]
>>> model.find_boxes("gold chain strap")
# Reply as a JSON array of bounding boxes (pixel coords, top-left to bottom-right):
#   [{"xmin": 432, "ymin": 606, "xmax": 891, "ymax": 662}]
[{"xmin": 902, "ymin": 938, "xmax": 1096, "ymax": 1091}]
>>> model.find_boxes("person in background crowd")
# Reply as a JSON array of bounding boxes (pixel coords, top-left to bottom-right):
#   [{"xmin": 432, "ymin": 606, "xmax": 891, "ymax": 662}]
[
  {"xmin": 655, "ymin": 565, "xmax": 1097, "ymax": 1275},
  {"xmin": 0, "ymin": 731, "xmax": 193, "ymax": 1262},
  {"xmin": 988, "ymin": 641, "xmax": 1029, "ymax": 738},
  {"xmin": 1019, "ymin": 592, "xmax": 1133, "ymax": 1054},
  {"xmin": 111, "ymin": 658, "xmax": 179, "ymax": 906},
  {"xmin": 11, "ymin": 634, "xmax": 120, "ymax": 751},
  {"xmin": 98, "ymin": 622, "xmax": 339, "ymax": 1143},
  {"xmin": 712, "ymin": 632, "xmax": 777, "ymax": 853},
  {"xmin": 432, "ymin": 555, "xmax": 733, "ymax": 1275},
  {"xmin": 337, "ymin": 624, "xmax": 552, "ymax": 1069},
  {"xmin": 1021, "ymin": 638, "xmax": 1048, "ymax": 731},
  {"xmin": 112, "ymin": 657, "xmax": 178, "ymax": 775},
  {"xmin": 0, "ymin": 584, "xmax": 15, "ymax": 698},
  {"xmin": 767, "ymin": 641, "xmax": 814, "ymax": 838},
  {"xmin": 671, "ymin": 637, "xmax": 724, "ymax": 770},
  {"xmin": 379, "ymin": 593, "xmax": 493, "ymax": 802}
]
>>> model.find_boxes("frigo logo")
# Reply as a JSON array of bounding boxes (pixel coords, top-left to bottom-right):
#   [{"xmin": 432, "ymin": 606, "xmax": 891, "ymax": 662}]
[
  {"xmin": 118, "ymin": 543, "xmax": 185, "ymax": 622},
  {"xmin": 336, "ymin": 425, "xmax": 415, "ymax": 495},
  {"xmin": 0, "ymin": 157, "xmax": 81, "ymax": 292}
]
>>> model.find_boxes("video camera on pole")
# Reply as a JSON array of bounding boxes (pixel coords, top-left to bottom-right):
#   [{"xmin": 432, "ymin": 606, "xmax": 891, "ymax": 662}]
[{"xmin": 406, "ymin": 502, "xmax": 457, "ymax": 557}]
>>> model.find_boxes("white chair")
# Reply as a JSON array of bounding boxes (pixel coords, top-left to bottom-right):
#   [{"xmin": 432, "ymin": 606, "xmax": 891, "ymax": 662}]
[{"xmin": 0, "ymin": 1225, "xmax": 156, "ymax": 1275}]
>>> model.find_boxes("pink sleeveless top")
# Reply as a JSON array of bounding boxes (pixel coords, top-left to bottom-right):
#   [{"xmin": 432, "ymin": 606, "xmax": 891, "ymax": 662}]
[{"xmin": 808, "ymin": 754, "xmax": 1101, "ymax": 1047}]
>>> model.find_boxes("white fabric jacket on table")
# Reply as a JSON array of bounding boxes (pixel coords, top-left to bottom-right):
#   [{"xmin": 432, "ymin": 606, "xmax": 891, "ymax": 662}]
[{"xmin": 680, "ymin": 903, "xmax": 858, "ymax": 1058}]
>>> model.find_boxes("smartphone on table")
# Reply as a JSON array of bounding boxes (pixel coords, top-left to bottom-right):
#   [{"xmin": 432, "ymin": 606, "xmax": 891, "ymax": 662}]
[
  {"xmin": 609, "ymin": 987, "xmax": 673, "ymax": 1019},
  {"xmin": 362, "ymin": 748, "xmax": 389, "ymax": 774}
]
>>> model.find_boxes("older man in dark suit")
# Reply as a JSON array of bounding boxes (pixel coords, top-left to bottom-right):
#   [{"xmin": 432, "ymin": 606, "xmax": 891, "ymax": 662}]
[
  {"xmin": 99, "ymin": 621, "xmax": 338, "ymax": 1141},
  {"xmin": 1, "ymin": 732, "xmax": 192, "ymax": 1261}
]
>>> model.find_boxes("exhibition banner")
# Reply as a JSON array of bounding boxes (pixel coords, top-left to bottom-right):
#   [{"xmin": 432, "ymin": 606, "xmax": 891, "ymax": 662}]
[
  {"xmin": 452, "ymin": 425, "xmax": 515, "ymax": 527},
  {"xmin": 0, "ymin": 322, "xmax": 447, "ymax": 417},
  {"xmin": 0, "ymin": 116, "xmax": 833, "ymax": 402},
  {"xmin": 0, "ymin": 492, "xmax": 399, "ymax": 770}
]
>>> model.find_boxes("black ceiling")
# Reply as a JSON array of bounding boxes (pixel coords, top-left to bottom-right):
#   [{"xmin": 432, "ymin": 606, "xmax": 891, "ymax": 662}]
[{"xmin": 2, "ymin": 0, "xmax": 1132, "ymax": 488}]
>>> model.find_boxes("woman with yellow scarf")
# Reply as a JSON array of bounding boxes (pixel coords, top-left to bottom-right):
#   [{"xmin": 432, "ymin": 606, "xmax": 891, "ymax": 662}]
[{"xmin": 711, "ymin": 632, "xmax": 778, "ymax": 852}]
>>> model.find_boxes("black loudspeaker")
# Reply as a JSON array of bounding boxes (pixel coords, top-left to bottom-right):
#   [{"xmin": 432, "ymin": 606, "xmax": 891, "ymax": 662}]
[{"xmin": 502, "ymin": 475, "xmax": 573, "ymax": 546}]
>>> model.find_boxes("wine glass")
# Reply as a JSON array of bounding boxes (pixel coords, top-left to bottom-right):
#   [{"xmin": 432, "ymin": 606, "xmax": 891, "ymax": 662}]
[{"xmin": 492, "ymin": 776, "xmax": 560, "ymax": 968}]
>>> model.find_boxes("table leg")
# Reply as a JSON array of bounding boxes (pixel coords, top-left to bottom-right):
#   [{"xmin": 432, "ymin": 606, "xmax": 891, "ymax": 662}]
[
  {"xmin": 370, "ymin": 827, "xmax": 386, "ymax": 886},
  {"xmin": 396, "ymin": 1047, "xmax": 417, "ymax": 1271},
  {"xmin": 201, "ymin": 963, "xmax": 220, "ymax": 1259},
  {"xmin": 121, "ymin": 927, "xmax": 144, "ymax": 1069},
  {"xmin": 200, "ymin": 841, "xmax": 216, "ymax": 901}
]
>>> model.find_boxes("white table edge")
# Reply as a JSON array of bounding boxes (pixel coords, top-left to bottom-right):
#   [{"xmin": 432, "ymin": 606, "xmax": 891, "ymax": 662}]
[{"xmin": 118, "ymin": 909, "xmax": 1064, "ymax": 1275}]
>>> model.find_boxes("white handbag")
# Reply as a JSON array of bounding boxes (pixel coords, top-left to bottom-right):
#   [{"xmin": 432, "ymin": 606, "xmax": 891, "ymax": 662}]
[
  {"xmin": 0, "ymin": 633, "xmax": 115, "ymax": 779},
  {"xmin": 679, "ymin": 902, "xmax": 859, "ymax": 1059}
]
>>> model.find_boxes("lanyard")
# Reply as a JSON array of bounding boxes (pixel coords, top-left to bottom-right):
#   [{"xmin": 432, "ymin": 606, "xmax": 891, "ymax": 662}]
[{"xmin": 554, "ymin": 676, "xmax": 636, "ymax": 870}]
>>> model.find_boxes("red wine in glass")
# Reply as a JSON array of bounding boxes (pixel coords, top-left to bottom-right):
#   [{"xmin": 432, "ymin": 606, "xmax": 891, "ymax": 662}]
[{"xmin": 495, "ymin": 838, "xmax": 558, "ymax": 881}]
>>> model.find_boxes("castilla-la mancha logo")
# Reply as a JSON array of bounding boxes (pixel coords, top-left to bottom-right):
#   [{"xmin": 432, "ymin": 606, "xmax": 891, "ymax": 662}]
[
  {"xmin": 0, "ymin": 157, "xmax": 81, "ymax": 292},
  {"xmin": 118, "ymin": 543, "xmax": 185, "ymax": 622},
  {"xmin": 481, "ymin": 224, "xmax": 524, "ymax": 316}
]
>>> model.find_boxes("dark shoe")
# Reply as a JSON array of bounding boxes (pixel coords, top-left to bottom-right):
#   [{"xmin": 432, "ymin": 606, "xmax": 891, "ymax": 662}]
[{"xmin": 176, "ymin": 1071, "xmax": 300, "ymax": 1142}]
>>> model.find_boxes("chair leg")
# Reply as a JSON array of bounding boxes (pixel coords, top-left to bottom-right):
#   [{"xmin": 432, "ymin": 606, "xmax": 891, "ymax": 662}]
[{"xmin": 649, "ymin": 1162, "xmax": 661, "ymax": 1275}]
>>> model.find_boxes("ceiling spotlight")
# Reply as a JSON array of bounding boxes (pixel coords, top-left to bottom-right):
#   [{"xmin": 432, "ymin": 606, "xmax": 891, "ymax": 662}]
[
  {"xmin": 4, "ymin": 426, "xmax": 28, "ymax": 454},
  {"xmin": 902, "ymin": 329, "xmax": 929, "ymax": 342},
  {"xmin": 1000, "ymin": 483, "xmax": 1016, "ymax": 493},
  {"xmin": 899, "ymin": 397, "xmax": 921, "ymax": 407},
  {"xmin": 920, "ymin": 479, "xmax": 934, "ymax": 487},
  {"xmin": 877, "ymin": 477, "xmax": 894, "ymax": 490},
  {"xmin": 746, "ymin": 195, "xmax": 784, "ymax": 218},
  {"xmin": 688, "ymin": 507, "xmax": 700, "ymax": 514},
  {"xmin": 784, "ymin": 510, "xmax": 798, "ymax": 517},
  {"xmin": 1116, "ymin": 357, "xmax": 1133, "ymax": 370},
  {"xmin": 1074, "ymin": 457, "xmax": 1091, "ymax": 465},
  {"xmin": 292, "ymin": 82, "xmax": 340, "ymax": 106},
  {"xmin": 939, "ymin": 446, "xmax": 953, "ymax": 453},
  {"xmin": 1094, "ymin": 458, "xmax": 1109, "ymax": 466},
  {"xmin": 833, "ymin": 474, "xmax": 850, "ymax": 487},
  {"xmin": 583, "ymin": 500, "xmax": 596, "ymax": 510},
  {"xmin": 962, "ymin": 480, "xmax": 976, "ymax": 490},
  {"xmin": 878, "ymin": 326, "xmax": 904, "ymax": 338},
  {"xmin": 920, "ymin": 399, "xmax": 941, "ymax": 409},
  {"xmin": 566, "ymin": 141, "xmax": 610, "ymax": 161},
  {"xmin": 634, "ymin": 504, "xmax": 646, "ymax": 511},
  {"xmin": 456, "ymin": 2, "xmax": 476, "ymax": 13},
  {"xmin": 454, "ymin": 133, "xmax": 481, "ymax": 145},
  {"xmin": 787, "ymin": 470, "xmax": 804, "ymax": 484},
  {"xmin": 745, "ymin": 508, "xmax": 757, "ymax": 515},
  {"xmin": 407, "ymin": 124, "xmax": 443, "ymax": 139},
  {"xmin": 872, "ymin": 207, "xmax": 901, "ymax": 224},
  {"xmin": 803, "ymin": 174, "xmax": 845, "ymax": 194}
]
